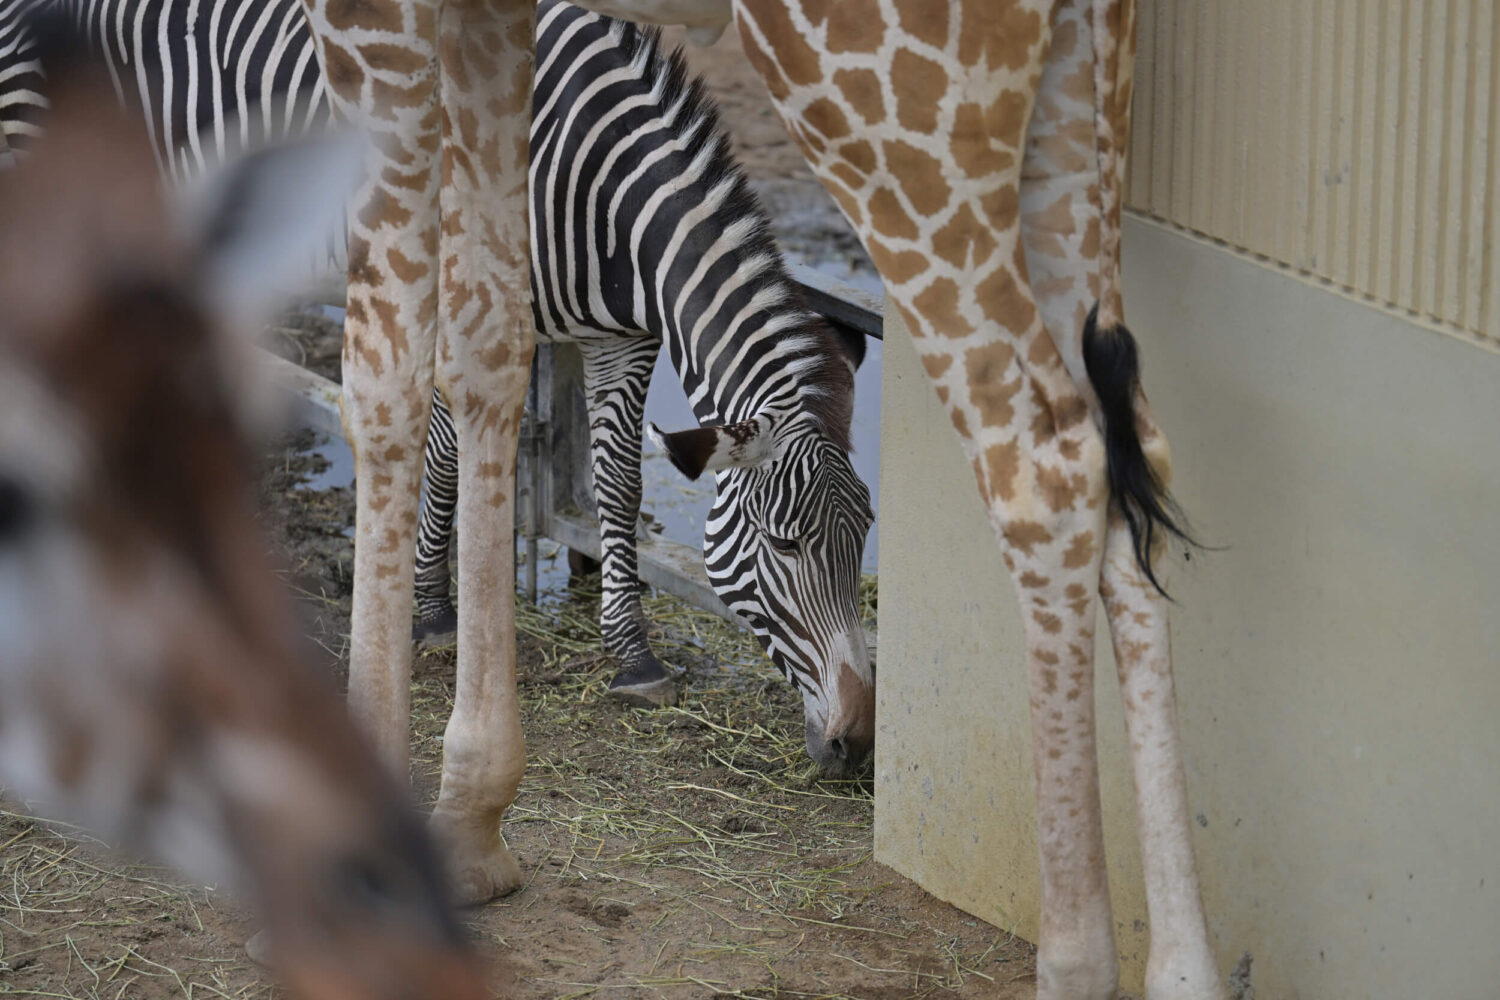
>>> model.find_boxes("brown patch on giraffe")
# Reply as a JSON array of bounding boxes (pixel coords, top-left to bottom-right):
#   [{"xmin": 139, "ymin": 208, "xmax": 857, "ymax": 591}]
[
  {"xmin": 979, "ymin": 183, "xmax": 1022, "ymax": 235},
  {"xmin": 740, "ymin": 0, "xmax": 823, "ymax": 86},
  {"xmin": 833, "ymin": 68, "xmax": 885, "ymax": 124},
  {"xmin": 1032, "ymin": 610, "xmax": 1062, "ymax": 635},
  {"xmin": 357, "ymin": 187, "xmax": 412, "ymax": 231},
  {"xmin": 829, "ymin": 162, "xmax": 865, "ymax": 193},
  {"xmin": 982, "ymin": 439, "xmax": 1021, "ymax": 502},
  {"xmin": 739, "ymin": 27, "xmax": 792, "ymax": 101},
  {"xmin": 959, "ymin": 0, "xmax": 1045, "ymax": 72},
  {"xmin": 911, "ymin": 279, "xmax": 974, "ymax": 337},
  {"xmin": 821, "ymin": 177, "xmax": 864, "ymax": 227},
  {"xmin": 1035, "ymin": 647, "xmax": 1059, "ymax": 665},
  {"xmin": 882, "ymin": 141, "xmax": 950, "ymax": 216},
  {"xmin": 1035, "ymin": 465, "xmax": 1086, "ymax": 511},
  {"xmin": 896, "ymin": 0, "xmax": 949, "ymax": 48},
  {"xmin": 1061, "ymin": 531, "xmax": 1096, "ymax": 570},
  {"xmin": 933, "ymin": 203, "xmax": 998, "ymax": 269},
  {"xmin": 867, "ymin": 238, "xmax": 929, "ymax": 285},
  {"xmin": 964, "ymin": 342, "xmax": 1021, "ymax": 426},
  {"xmin": 951, "ymin": 103, "xmax": 1015, "ymax": 177},
  {"xmin": 934, "ymin": 384, "xmax": 949, "ymax": 405},
  {"xmin": 920, "ymin": 352, "xmax": 953, "ymax": 380},
  {"xmin": 984, "ymin": 88, "xmax": 1032, "ymax": 147},
  {"xmin": 320, "ymin": 42, "xmax": 364, "ymax": 98},
  {"xmin": 1003, "ymin": 520, "xmax": 1053, "ymax": 555},
  {"xmin": 949, "ymin": 407, "xmax": 970, "ymax": 438},
  {"xmin": 975, "ymin": 264, "xmax": 1037, "ymax": 333},
  {"xmin": 1081, "ymin": 215, "xmax": 1101, "ymax": 259},
  {"xmin": 838, "ymin": 140, "xmax": 877, "ymax": 174},
  {"xmin": 1033, "ymin": 192, "xmax": 1078, "ymax": 238},
  {"xmin": 1018, "ymin": 570, "xmax": 1050, "ymax": 589},
  {"xmin": 794, "ymin": 122, "xmax": 827, "ymax": 157},
  {"xmin": 386, "ymin": 248, "xmax": 429, "ymax": 285},
  {"xmin": 1040, "ymin": 668, "xmax": 1058, "ymax": 694},
  {"xmin": 326, "ymin": 0, "xmax": 404, "ymax": 35},
  {"xmin": 823, "ymin": 0, "xmax": 886, "ymax": 53},
  {"xmin": 868, "ymin": 188, "xmax": 919, "ymax": 240},
  {"xmin": 802, "ymin": 97, "xmax": 851, "ymax": 140},
  {"xmin": 368, "ymin": 298, "xmax": 408, "ymax": 363},
  {"xmin": 891, "ymin": 49, "xmax": 948, "ymax": 133},
  {"xmin": 358, "ymin": 42, "xmax": 429, "ymax": 75}
]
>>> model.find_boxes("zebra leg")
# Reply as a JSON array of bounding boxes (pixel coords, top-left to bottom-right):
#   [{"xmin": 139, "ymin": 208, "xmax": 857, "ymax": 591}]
[
  {"xmin": 579, "ymin": 337, "xmax": 677, "ymax": 707},
  {"xmin": 413, "ymin": 387, "xmax": 459, "ymax": 643}
]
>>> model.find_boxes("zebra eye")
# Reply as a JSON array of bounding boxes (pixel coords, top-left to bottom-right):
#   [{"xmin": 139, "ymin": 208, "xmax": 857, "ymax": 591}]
[
  {"xmin": 766, "ymin": 535, "xmax": 799, "ymax": 555},
  {"xmin": 741, "ymin": 610, "xmax": 770, "ymax": 631}
]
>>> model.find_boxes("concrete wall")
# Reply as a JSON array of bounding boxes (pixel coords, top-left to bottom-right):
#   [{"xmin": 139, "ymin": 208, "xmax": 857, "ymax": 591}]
[{"xmin": 874, "ymin": 215, "xmax": 1500, "ymax": 1000}]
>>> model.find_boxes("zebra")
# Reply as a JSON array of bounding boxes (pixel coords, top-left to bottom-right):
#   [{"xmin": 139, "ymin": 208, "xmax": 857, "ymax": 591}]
[{"xmin": 0, "ymin": 0, "xmax": 877, "ymax": 772}]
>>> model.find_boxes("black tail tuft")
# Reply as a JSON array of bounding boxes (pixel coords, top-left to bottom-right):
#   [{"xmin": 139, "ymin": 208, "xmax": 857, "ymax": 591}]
[{"xmin": 1082, "ymin": 304, "xmax": 1194, "ymax": 597}]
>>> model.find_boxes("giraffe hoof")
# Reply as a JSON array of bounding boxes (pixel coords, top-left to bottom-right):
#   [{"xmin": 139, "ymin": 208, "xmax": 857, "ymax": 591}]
[
  {"xmin": 412, "ymin": 604, "xmax": 458, "ymax": 647},
  {"xmin": 245, "ymin": 929, "xmax": 274, "ymax": 969},
  {"xmin": 430, "ymin": 815, "xmax": 524, "ymax": 906}
]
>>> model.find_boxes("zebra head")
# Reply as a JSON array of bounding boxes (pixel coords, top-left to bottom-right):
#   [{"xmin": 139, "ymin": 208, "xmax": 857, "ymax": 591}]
[{"xmin": 650, "ymin": 412, "xmax": 875, "ymax": 775}]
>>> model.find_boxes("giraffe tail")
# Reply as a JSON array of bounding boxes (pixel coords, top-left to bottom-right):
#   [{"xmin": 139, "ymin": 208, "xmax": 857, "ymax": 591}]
[
  {"xmin": 1082, "ymin": 307, "xmax": 1192, "ymax": 597},
  {"xmin": 1082, "ymin": 0, "xmax": 1193, "ymax": 596}
]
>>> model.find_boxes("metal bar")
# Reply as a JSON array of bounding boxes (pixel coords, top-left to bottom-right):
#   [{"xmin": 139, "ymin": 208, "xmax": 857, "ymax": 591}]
[{"xmin": 548, "ymin": 512, "xmax": 732, "ymax": 621}]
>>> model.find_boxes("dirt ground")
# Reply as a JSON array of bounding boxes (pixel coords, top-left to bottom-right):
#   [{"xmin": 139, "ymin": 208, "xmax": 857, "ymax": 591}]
[
  {"xmin": 0, "ymin": 23, "xmax": 1047, "ymax": 1000},
  {"xmin": 0, "ymin": 437, "xmax": 1034, "ymax": 1000}
]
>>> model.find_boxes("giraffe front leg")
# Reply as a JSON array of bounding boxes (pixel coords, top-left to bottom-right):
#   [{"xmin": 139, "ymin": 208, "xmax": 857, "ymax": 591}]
[
  {"xmin": 413, "ymin": 389, "xmax": 459, "ymax": 644},
  {"xmin": 580, "ymin": 339, "xmax": 678, "ymax": 707},
  {"xmin": 428, "ymin": 364, "xmax": 531, "ymax": 904},
  {"xmin": 1101, "ymin": 513, "xmax": 1227, "ymax": 1000},
  {"xmin": 426, "ymin": 0, "xmax": 537, "ymax": 906}
]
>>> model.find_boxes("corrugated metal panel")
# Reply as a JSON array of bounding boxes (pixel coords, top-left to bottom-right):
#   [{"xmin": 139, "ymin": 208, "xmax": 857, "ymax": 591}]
[{"xmin": 1128, "ymin": 0, "xmax": 1499, "ymax": 346}]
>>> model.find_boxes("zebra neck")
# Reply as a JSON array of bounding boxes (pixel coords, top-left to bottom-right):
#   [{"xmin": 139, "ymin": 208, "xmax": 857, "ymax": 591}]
[{"xmin": 664, "ymin": 267, "xmax": 849, "ymax": 439}]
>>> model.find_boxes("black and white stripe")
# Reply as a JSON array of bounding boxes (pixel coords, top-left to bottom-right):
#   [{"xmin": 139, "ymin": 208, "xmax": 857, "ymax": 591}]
[{"xmin": 2, "ymin": 0, "xmax": 875, "ymax": 759}]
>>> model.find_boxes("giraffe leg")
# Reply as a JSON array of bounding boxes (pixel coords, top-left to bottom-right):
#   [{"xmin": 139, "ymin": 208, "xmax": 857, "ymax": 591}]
[
  {"xmin": 300, "ymin": 0, "xmax": 442, "ymax": 778},
  {"xmin": 413, "ymin": 389, "xmax": 459, "ymax": 643},
  {"xmin": 578, "ymin": 338, "xmax": 679, "ymax": 707},
  {"xmin": 426, "ymin": 0, "xmax": 536, "ymax": 906},
  {"xmin": 1101, "ymin": 512, "xmax": 1226, "ymax": 1000}
]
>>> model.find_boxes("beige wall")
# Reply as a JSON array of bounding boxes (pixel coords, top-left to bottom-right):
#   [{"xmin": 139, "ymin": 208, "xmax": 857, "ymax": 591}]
[
  {"xmin": 1129, "ymin": 0, "xmax": 1499, "ymax": 347},
  {"xmin": 874, "ymin": 216, "xmax": 1500, "ymax": 999}
]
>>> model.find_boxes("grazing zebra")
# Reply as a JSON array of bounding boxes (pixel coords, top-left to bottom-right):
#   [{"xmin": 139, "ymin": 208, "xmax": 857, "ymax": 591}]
[{"xmin": 0, "ymin": 0, "xmax": 877, "ymax": 772}]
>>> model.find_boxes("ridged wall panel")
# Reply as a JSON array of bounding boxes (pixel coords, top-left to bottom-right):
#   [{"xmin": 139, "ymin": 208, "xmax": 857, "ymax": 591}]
[{"xmin": 1128, "ymin": 0, "xmax": 1498, "ymax": 346}]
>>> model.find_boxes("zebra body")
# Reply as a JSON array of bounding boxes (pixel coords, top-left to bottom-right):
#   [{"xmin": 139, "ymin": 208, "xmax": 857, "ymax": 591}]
[{"xmin": 1, "ymin": 0, "xmax": 876, "ymax": 769}]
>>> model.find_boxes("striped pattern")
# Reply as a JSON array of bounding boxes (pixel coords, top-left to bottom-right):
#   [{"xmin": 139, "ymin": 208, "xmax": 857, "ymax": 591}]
[
  {"xmin": 1, "ymin": 0, "xmax": 874, "ymax": 726},
  {"xmin": 1129, "ymin": 0, "xmax": 1500, "ymax": 347}
]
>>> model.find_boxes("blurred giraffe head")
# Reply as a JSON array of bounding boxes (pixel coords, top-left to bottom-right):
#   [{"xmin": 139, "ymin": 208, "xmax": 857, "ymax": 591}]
[{"xmin": 0, "ymin": 21, "xmax": 488, "ymax": 1000}]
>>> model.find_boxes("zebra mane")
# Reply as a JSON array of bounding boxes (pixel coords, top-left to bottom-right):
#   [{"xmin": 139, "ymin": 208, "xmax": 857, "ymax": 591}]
[{"xmin": 606, "ymin": 15, "xmax": 859, "ymax": 452}]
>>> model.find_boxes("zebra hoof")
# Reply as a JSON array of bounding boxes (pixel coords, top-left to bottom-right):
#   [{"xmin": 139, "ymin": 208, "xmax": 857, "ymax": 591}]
[
  {"xmin": 412, "ymin": 605, "xmax": 458, "ymax": 647},
  {"xmin": 607, "ymin": 658, "xmax": 678, "ymax": 707}
]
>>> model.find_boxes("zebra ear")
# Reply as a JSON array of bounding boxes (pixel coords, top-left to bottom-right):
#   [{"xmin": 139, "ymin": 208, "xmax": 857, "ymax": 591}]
[
  {"xmin": 647, "ymin": 416, "xmax": 777, "ymax": 481},
  {"xmin": 175, "ymin": 129, "xmax": 367, "ymax": 333}
]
